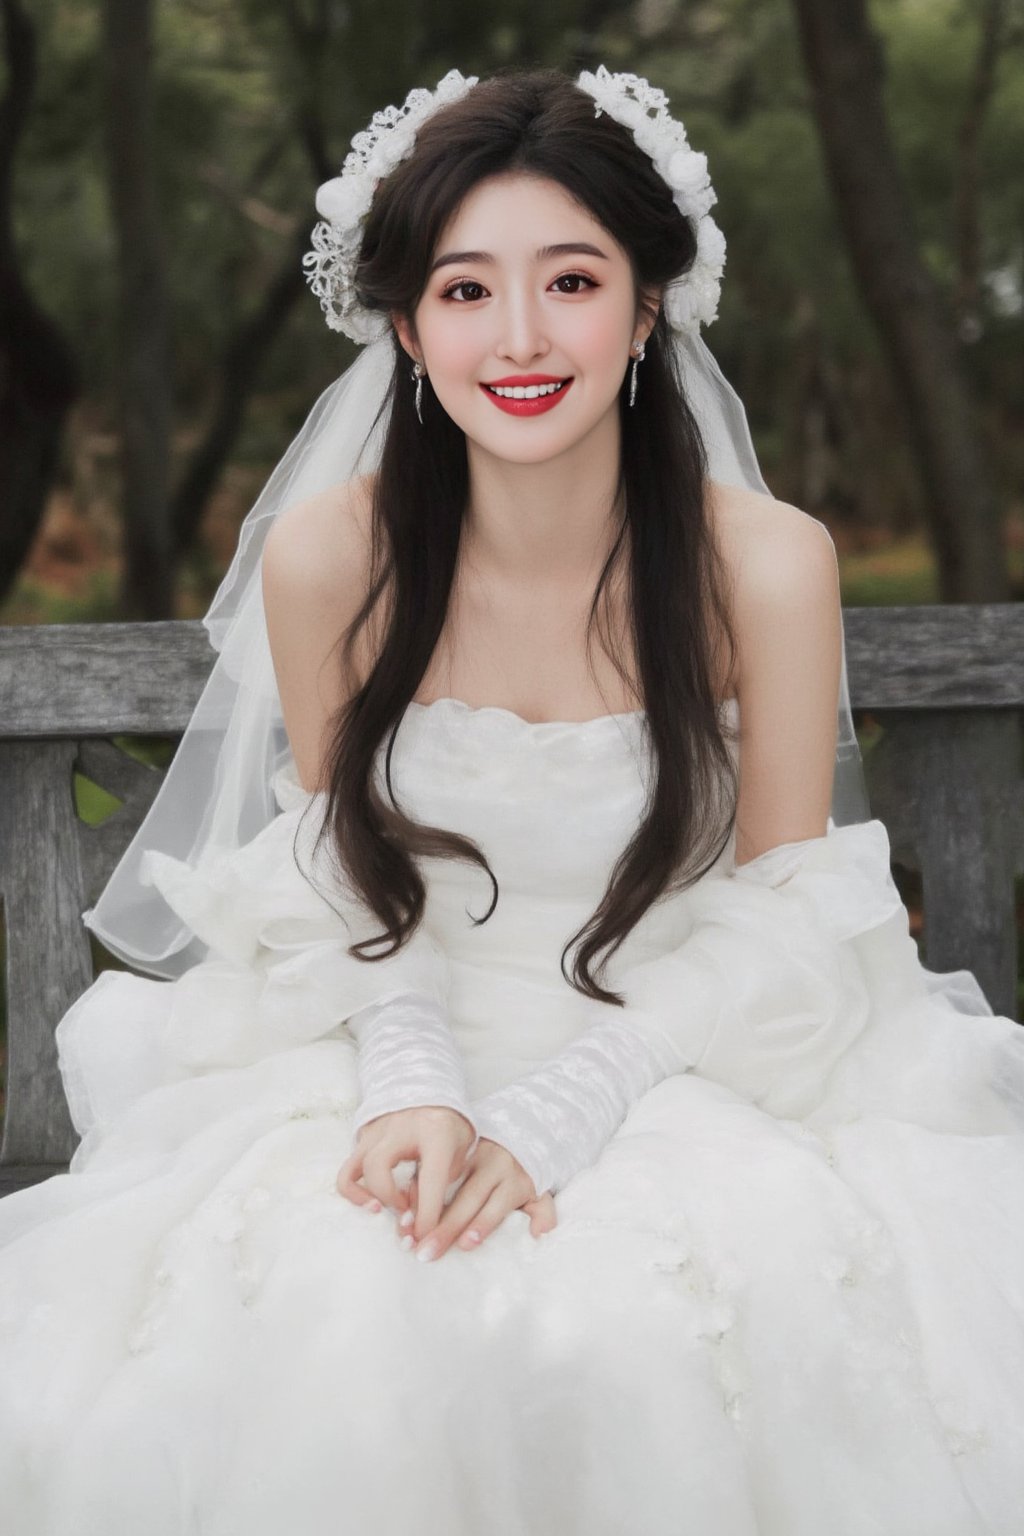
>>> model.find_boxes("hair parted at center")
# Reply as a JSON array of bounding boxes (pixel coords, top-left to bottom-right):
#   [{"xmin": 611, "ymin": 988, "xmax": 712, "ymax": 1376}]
[{"xmin": 310, "ymin": 66, "xmax": 739, "ymax": 1008}]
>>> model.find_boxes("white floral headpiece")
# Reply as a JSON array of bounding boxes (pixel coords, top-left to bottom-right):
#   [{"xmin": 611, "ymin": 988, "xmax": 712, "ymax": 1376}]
[
  {"xmin": 303, "ymin": 65, "xmax": 725, "ymax": 344},
  {"xmin": 575, "ymin": 67, "xmax": 725, "ymax": 334},
  {"xmin": 302, "ymin": 69, "xmax": 479, "ymax": 344}
]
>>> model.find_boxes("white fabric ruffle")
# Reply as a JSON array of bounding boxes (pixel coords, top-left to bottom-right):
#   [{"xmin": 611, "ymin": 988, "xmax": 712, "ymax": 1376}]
[{"xmin": 1, "ymin": 700, "xmax": 1022, "ymax": 1535}]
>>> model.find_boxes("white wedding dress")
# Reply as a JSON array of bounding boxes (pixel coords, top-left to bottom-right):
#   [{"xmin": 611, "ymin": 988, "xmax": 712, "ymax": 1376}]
[{"xmin": 1, "ymin": 694, "xmax": 1023, "ymax": 1535}]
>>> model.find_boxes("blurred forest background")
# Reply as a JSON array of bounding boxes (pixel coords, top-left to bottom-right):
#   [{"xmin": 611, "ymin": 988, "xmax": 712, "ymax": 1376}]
[{"xmin": 1, "ymin": 0, "xmax": 1023, "ymax": 624}]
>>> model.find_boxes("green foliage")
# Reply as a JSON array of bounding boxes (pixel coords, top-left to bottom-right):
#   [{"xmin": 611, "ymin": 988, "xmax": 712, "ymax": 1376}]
[
  {"xmin": 0, "ymin": 568, "xmax": 122, "ymax": 625},
  {"xmin": 7, "ymin": 0, "xmax": 1024, "ymax": 576}
]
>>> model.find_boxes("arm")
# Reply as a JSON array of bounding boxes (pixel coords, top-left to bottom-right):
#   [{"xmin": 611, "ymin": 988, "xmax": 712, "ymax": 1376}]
[
  {"xmin": 347, "ymin": 991, "xmax": 478, "ymax": 1150},
  {"xmin": 470, "ymin": 511, "xmax": 896, "ymax": 1196},
  {"xmin": 262, "ymin": 481, "xmax": 478, "ymax": 1139},
  {"xmin": 471, "ymin": 816, "xmax": 906, "ymax": 1195},
  {"xmin": 261, "ymin": 476, "xmax": 375, "ymax": 796}
]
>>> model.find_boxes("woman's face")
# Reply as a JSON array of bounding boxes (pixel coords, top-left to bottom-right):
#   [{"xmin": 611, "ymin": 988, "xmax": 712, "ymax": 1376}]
[{"xmin": 395, "ymin": 173, "xmax": 654, "ymax": 468}]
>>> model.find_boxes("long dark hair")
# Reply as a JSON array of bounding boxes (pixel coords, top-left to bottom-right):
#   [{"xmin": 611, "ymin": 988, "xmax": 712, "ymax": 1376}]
[{"xmin": 311, "ymin": 67, "xmax": 738, "ymax": 1007}]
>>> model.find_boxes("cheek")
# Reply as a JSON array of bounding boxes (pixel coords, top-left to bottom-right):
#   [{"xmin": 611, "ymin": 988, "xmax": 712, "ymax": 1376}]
[
  {"xmin": 417, "ymin": 315, "xmax": 481, "ymax": 383},
  {"xmin": 575, "ymin": 310, "xmax": 632, "ymax": 371}
]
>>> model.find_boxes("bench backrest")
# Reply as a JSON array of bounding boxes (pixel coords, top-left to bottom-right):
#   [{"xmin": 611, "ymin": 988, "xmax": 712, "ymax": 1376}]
[{"xmin": 1, "ymin": 607, "xmax": 1022, "ymax": 1194}]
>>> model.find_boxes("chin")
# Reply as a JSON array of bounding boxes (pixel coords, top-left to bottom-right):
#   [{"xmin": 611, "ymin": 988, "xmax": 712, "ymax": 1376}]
[
  {"xmin": 473, "ymin": 430, "xmax": 590, "ymax": 467},
  {"xmin": 454, "ymin": 401, "xmax": 615, "ymax": 465}
]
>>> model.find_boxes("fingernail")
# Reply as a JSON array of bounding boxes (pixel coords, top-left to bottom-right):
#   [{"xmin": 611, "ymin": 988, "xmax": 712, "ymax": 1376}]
[
  {"xmin": 462, "ymin": 1229, "xmax": 481, "ymax": 1246},
  {"xmin": 415, "ymin": 1241, "xmax": 437, "ymax": 1264},
  {"xmin": 367, "ymin": 1200, "xmax": 382, "ymax": 1213},
  {"xmin": 400, "ymin": 1210, "xmax": 414, "ymax": 1229},
  {"xmin": 400, "ymin": 1234, "xmax": 414, "ymax": 1251}
]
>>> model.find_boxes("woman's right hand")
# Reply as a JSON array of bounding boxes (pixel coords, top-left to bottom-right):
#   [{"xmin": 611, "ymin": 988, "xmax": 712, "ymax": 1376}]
[{"xmin": 336, "ymin": 1105, "xmax": 477, "ymax": 1240}]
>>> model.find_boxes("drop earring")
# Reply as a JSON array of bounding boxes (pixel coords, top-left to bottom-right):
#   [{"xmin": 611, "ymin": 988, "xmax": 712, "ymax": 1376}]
[
  {"xmin": 411, "ymin": 360, "xmax": 425, "ymax": 425},
  {"xmin": 629, "ymin": 340, "xmax": 645, "ymax": 409}
]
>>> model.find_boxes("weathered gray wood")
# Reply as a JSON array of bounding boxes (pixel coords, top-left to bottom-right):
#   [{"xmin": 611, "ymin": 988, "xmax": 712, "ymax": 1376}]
[
  {"xmin": 0, "ymin": 739, "xmax": 91, "ymax": 1167},
  {"xmin": 865, "ymin": 707, "xmax": 1024, "ymax": 1020},
  {"xmin": 0, "ymin": 619, "xmax": 213, "ymax": 734},
  {"xmin": 841, "ymin": 603, "xmax": 1024, "ymax": 710},
  {"xmin": 1, "ymin": 605, "xmax": 1023, "ymax": 734},
  {"xmin": 76, "ymin": 735, "xmax": 163, "ymax": 808},
  {"xmin": 75, "ymin": 738, "xmax": 168, "ymax": 900}
]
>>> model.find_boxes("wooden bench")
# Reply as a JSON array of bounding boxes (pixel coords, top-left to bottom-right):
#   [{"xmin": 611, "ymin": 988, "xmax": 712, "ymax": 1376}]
[{"xmin": 1, "ymin": 608, "xmax": 1022, "ymax": 1198}]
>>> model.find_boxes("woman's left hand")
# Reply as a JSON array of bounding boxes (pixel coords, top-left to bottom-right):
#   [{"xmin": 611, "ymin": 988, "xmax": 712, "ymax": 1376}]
[{"xmin": 406, "ymin": 1137, "xmax": 558, "ymax": 1261}]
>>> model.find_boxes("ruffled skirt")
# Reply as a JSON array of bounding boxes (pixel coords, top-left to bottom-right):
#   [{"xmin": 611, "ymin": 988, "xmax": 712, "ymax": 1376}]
[{"xmin": 1, "ymin": 794, "xmax": 1023, "ymax": 1534}]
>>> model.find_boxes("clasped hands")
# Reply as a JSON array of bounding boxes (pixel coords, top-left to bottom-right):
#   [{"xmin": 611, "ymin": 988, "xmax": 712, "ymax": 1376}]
[{"xmin": 336, "ymin": 1105, "xmax": 557, "ymax": 1263}]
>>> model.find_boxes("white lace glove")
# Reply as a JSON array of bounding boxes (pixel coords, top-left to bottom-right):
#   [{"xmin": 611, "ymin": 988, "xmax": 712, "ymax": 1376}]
[
  {"xmin": 347, "ymin": 990, "xmax": 479, "ymax": 1153},
  {"xmin": 470, "ymin": 1010, "xmax": 675, "ymax": 1199},
  {"xmin": 471, "ymin": 820, "xmax": 907, "ymax": 1197}
]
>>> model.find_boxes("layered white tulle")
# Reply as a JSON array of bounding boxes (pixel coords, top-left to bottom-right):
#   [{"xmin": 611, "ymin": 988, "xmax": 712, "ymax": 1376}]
[{"xmin": 1, "ymin": 695, "xmax": 1023, "ymax": 1536}]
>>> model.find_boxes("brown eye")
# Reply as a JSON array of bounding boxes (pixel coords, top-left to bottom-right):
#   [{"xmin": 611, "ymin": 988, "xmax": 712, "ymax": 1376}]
[
  {"xmin": 441, "ymin": 280, "xmax": 487, "ymax": 303},
  {"xmin": 551, "ymin": 273, "xmax": 597, "ymax": 294}
]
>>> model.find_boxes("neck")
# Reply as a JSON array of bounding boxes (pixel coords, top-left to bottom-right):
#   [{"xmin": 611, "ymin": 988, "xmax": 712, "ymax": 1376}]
[{"xmin": 460, "ymin": 411, "xmax": 624, "ymax": 588}]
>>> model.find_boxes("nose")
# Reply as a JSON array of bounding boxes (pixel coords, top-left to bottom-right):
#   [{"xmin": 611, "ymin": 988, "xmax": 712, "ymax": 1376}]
[{"xmin": 494, "ymin": 286, "xmax": 550, "ymax": 368}]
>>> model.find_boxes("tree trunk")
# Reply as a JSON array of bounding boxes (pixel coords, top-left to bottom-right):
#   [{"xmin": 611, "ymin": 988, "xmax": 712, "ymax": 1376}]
[
  {"xmin": 790, "ymin": 0, "xmax": 1008, "ymax": 602},
  {"xmin": 102, "ymin": 0, "xmax": 174, "ymax": 619},
  {"xmin": 953, "ymin": 0, "xmax": 1006, "ymax": 341},
  {"xmin": 171, "ymin": 233, "xmax": 307, "ymax": 559},
  {"xmin": 169, "ymin": 7, "xmax": 332, "ymax": 564},
  {"xmin": 0, "ymin": 0, "xmax": 79, "ymax": 608}
]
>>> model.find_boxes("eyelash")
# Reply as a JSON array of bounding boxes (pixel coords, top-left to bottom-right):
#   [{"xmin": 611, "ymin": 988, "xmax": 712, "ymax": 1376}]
[{"xmin": 438, "ymin": 272, "xmax": 599, "ymax": 302}]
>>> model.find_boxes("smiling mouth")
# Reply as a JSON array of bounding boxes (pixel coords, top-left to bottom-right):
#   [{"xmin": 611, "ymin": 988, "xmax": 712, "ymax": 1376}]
[
  {"xmin": 483, "ymin": 380, "xmax": 569, "ymax": 399},
  {"xmin": 479, "ymin": 377, "xmax": 574, "ymax": 414}
]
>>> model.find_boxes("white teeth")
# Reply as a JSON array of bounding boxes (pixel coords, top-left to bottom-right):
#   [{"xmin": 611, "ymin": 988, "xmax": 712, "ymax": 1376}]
[{"xmin": 487, "ymin": 381, "xmax": 566, "ymax": 399}]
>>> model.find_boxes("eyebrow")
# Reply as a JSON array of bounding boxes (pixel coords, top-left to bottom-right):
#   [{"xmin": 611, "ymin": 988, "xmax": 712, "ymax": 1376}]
[{"xmin": 428, "ymin": 242, "xmax": 610, "ymax": 275}]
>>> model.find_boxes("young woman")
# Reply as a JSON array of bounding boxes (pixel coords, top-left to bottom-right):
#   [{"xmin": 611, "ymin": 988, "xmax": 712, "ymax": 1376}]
[{"xmin": 1, "ymin": 65, "xmax": 1022, "ymax": 1536}]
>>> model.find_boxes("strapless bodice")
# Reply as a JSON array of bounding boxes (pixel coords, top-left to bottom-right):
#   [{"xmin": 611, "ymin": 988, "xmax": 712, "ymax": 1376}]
[{"xmin": 272, "ymin": 696, "xmax": 741, "ymax": 1053}]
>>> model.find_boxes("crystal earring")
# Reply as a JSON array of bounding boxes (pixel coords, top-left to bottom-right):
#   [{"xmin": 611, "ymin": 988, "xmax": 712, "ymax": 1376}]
[
  {"xmin": 628, "ymin": 340, "xmax": 645, "ymax": 409},
  {"xmin": 411, "ymin": 360, "xmax": 425, "ymax": 425}
]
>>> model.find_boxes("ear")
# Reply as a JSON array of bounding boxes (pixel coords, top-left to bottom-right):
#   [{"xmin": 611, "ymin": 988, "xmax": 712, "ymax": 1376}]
[
  {"xmin": 635, "ymin": 286, "xmax": 661, "ymax": 346},
  {"xmin": 391, "ymin": 310, "xmax": 422, "ymax": 367}
]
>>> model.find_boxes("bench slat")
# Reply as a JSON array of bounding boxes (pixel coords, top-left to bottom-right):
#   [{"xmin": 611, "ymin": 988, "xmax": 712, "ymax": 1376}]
[
  {"xmin": 866, "ymin": 708, "xmax": 1024, "ymax": 1020},
  {"xmin": 0, "ymin": 740, "xmax": 90, "ymax": 1167},
  {"xmin": 1, "ymin": 605, "xmax": 1023, "ymax": 736}
]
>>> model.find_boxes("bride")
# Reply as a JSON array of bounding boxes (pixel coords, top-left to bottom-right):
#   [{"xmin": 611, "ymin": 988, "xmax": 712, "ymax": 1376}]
[{"xmin": 1, "ymin": 65, "xmax": 1022, "ymax": 1536}]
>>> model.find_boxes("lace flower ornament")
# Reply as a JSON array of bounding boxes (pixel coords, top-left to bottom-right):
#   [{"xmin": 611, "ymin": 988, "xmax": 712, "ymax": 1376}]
[
  {"xmin": 303, "ymin": 69, "xmax": 479, "ymax": 343},
  {"xmin": 303, "ymin": 66, "xmax": 724, "ymax": 343},
  {"xmin": 576, "ymin": 67, "xmax": 725, "ymax": 334}
]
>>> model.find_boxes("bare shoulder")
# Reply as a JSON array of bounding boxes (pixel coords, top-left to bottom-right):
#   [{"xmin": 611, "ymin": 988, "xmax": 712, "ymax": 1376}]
[
  {"xmin": 261, "ymin": 471, "xmax": 375, "ymax": 608},
  {"xmin": 706, "ymin": 484, "xmax": 842, "ymax": 853},
  {"xmin": 260, "ymin": 473, "xmax": 377, "ymax": 792},
  {"xmin": 707, "ymin": 480, "xmax": 838, "ymax": 641},
  {"xmin": 705, "ymin": 478, "xmax": 840, "ymax": 706},
  {"xmin": 706, "ymin": 477, "xmax": 837, "ymax": 598}
]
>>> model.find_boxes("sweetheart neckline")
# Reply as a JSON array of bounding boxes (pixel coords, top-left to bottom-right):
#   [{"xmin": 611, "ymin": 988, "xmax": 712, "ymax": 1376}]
[
  {"xmin": 406, "ymin": 694, "xmax": 739, "ymax": 730},
  {"xmin": 274, "ymin": 695, "xmax": 739, "ymax": 804}
]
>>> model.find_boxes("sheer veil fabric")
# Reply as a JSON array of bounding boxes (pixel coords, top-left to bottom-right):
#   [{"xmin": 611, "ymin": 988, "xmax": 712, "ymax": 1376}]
[{"xmin": 83, "ymin": 328, "xmax": 871, "ymax": 980}]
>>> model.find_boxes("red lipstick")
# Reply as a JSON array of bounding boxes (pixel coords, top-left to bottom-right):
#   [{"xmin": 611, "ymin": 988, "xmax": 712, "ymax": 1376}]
[{"xmin": 479, "ymin": 373, "xmax": 574, "ymax": 417}]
